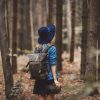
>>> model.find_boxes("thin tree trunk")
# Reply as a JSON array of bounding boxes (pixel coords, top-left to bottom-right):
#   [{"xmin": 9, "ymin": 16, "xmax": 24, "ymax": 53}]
[
  {"xmin": 97, "ymin": 1, "xmax": 100, "ymax": 80},
  {"xmin": 5, "ymin": 0, "xmax": 10, "ymax": 48},
  {"xmin": 0, "ymin": 33, "xmax": 1, "ymax": 49},
  {"xmin": 18, "ymin": 0, "xmax": 26, "ymax": 50},
  {"xmin": 0, "ymin": 0, "xmax": 13, "ymax": 99},
  {"xmin": 8, "ymin": 0, "xmax": 13, "ymax": 50},
  {"xmin": 52, "ymin": 0, "xmax": 56, "ymax": 25},
  {"xmin": 18, "ymin": 0, "xmax": 24, "ymax": 50},
  {"xmin": 32, "ymin": 0, "xmax": 38, "ymax": 47},
  {"xmin": 69, "ymin": 0, "xmax": 76, "ymax": 63},
  {"xmin": 42, "ymin": 0, "xmax": 47, "ymax": 25},
  {"xmin": 12, "ymin": 0, "xmax": 18, "ymax": 74},
  {"xmin": 26, "ymin": 0, "xmax": 32, "ymax": 50},
  {"xmin": 40, "ymin": 0, "xmax": 46, "ymax": 26},
  {"xmin": 30, "ymin": 0, "xmax": 34, "ymax": 48},
  {"xmin": 38, "ymin": 0, "xmax": 42, "ymax": 27},
  {"xmin": 23, "ymin": 0, "xmax": 28, "ymax": 50},
  {"xmin": 80, "ymin": 0, "xmax": 88, "ymax": 80},
  {"xmin": 47, "ymin": 0, "xmax": 53, "ymax": 24},
  {"xmin": 85, "ymin": 0, "xmax": 97, "ymax": 82},
  {"xmin": 56, "ymin": 0, "xmax": 63, "ymax": 71},
  {"xmin": 66, "ymin": 0, "xmax": 72, "ymax": 52}
]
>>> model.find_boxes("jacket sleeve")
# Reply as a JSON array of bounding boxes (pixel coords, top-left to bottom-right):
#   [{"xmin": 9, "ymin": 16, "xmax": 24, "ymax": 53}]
[{"xmin": 49, "ymin": 46, "xmax": 57, "ymax": 66}]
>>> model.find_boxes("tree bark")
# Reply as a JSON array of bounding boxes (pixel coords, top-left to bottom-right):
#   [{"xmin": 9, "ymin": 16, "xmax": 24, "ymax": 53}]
[
  {"xmin": 69, "ymin": 0, "xmax": 76, "ymax": 63},
  {"xmin": 30, "ymin": 0, "xmax": 34, "ymax": 48},
  {"xmin": 0, "ymin": 0, "xmax": 13, "ymax": 99},
  {"xmin": 66, "ymin": 0, "xmax": 72, "ymax": 52},
  {"xmin": 25, "ymin": 0, "xmax": 32, "ymax": 50},
  {"xmin": 8, "ymin": 0, "xmax": 13, "ymax": 50},
  {"xmin": 17, "ymin": 0, "xmax": 25, "ymax": 50},
  {"xmin": 12, "ymin": 0, "xmax": 18, "ymax": 74},
  {"xmin": 56, "ymin": 0, "xmax": 63, "ymax": 70},
  {"xmin": 47, "ymin": 0, "xmax": 53, "ymax": 24},
  {"xmin": 5, "ymin": 0, "xmax": 10, "ymax": 48},
  {"xmin": 97, "ymin": 1, "xmax": 100, "ymax": 80},
  {"xmin": 80, "ymin": 0, "xmax": 88, "ymax": 80},
  {"xmin": 32, "ymin": 0, "xmax": 38, "ymax": 46},
  {"xmin": 85, "ymin": 0, "xmax": 98, "ymax": 82},
  {"xmin": 38, "ymin": 0, "xmax": 42, "ymax": 27}
]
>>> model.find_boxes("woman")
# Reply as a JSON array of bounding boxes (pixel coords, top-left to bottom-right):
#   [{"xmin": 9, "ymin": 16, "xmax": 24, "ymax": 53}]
[{"xmin": 33, "ymin": 24, "xmax": 61, "ymax": 100}]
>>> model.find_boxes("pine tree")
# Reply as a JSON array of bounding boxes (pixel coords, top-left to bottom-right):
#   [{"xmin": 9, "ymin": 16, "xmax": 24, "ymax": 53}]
[
  {"xmin": 47, "ymin": 0, "xmax": 53, "ymax": 24},
  {"xmin": 66, "ymin": 0, "xmax": 72, "ymax": 52},
  {"xmin": 12, "ymin": 0, "xmax": 18, "ymax": 73},
  {"xmin": 69, "ymin": 0, "xmax": 76, "ymax": 62},
  {"xmin": 97, "ymin": 0, "xmax": 100, "ymax": 80},
  {"xmin": 85, "ymin": 0, "xmax": 98, "ymax": 82},
  {"xmin": 80, "ymin": 0, "xmax": 88, "ymax": 80},
  {"xmin": 0, "ymin": 0, "xmax": 13, "ymax": 99},
  {"xmin": 56, "ymin": 0, "xmax": 63, "ymax": 70}
]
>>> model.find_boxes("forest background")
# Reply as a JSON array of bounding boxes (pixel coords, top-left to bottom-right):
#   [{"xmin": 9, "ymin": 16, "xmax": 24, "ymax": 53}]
[{"xmin": 0, "ymin": 0, "xmax": 100, "ymax": 100}]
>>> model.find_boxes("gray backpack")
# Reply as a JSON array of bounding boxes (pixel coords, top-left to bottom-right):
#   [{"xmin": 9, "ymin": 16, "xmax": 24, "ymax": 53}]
[{"xmin": 26, "ymin": 45, "xmax": 53, "ymax": 80}]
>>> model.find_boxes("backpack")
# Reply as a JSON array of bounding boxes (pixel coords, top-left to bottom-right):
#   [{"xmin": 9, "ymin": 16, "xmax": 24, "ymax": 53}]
[{"xmin": 26, "ymin": 45, "xmax": 53, "ymax": 80}]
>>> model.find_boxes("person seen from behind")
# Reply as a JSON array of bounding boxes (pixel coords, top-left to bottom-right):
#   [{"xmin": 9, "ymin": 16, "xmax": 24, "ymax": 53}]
[{"xmin": 33, "ymin": 24, "xmax": 61, "ymax": 100}]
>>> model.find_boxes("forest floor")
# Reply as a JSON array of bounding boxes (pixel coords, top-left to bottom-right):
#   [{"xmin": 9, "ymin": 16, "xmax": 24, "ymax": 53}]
[{"xmin": 0, "ymin": 49, "xmax": 100, "ymax": 100}]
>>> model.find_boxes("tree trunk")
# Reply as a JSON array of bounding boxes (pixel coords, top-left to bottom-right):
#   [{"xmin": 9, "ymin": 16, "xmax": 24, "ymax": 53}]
[
  {"xmin": 22, "ymin": 0, "xmax": 27, "ymax": 50},
  {"xmin": 38, "ymin": 0, "xmax": 42, "ymax": 27},
  {"xmin": 47, "ymin": 0, "xmax": 53, "ymax": 24},
  {"xmin": 56, "ymin": 0, "xmax": 63, "ymax": 71},
  {"xmin": 17, "ymin": 0, "xmax": 25, "ymax": 50},
  {"xmin": 8, "ymin": 0, "xmax": 13, "ymax": 50},
  {"xmin": 17, "ymin": 0, "xmax": 32, "ymax": 51},
  {"xmin": 0, "ymin": 0, "xmax": 13, "ymax": 99},
  {"xmin": 80, "ymin": 0, "xmax": 88, "ymax": 80},
  {"xmin": 12, "ymin": 0, "xmax": 18, "ymax": 74},
  {"xmin": 0, "ymin": 33, "xmax": 1, "ymax": 49},
  {"xmin": 69, "ymin": 0, "xmax": 76, "ymax": 63},
  {"xmin": 32, "ymin": 0, "xmax": 38, "ymax": 47},
  {"xmin": 5, "ymin": 0, "xmax": 10, "ymax": 48},
  {"xmin": 25, "ymin": 0, "xmax": 32, "ymax": 50},
  {"xmin": 30, "ymin": 0, "xmax": 34, "ymax": 48},
  {"xmin": 97, "ymin": 1, "xmax": 100, "ymax": 80},
  {"xmin": 85, "ymin": 0, "xmax": 98, "ymax": 82},
  {"xmin": 52, "ymin": 0, "xmax": 56, "ymax": 25},
  {"xmin": 66, "ymin": 0, "xmax": 72, "ymax": 52}
]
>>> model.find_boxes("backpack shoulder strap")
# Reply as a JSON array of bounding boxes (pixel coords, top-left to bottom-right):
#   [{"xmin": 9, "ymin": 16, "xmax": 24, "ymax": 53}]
[{"xmin": 45, "ymin": 45, "xmax": 54, "ymax": 53}]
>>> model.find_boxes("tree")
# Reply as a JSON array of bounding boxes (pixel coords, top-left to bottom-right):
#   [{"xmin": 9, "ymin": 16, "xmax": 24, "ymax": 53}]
[
  {"xmin": 47, "ymin": 0, "xmax": 53, "ymax": 24},
  {"xmin": 0, "ymin": 33, "xmax": 1, "ymax": 49},
  {"xmin": 5, "ymin": 0, "xmax": 10, "ymax": 47},
  {"xmin": 30, "ymin": 0, "xmax": 34, "ymax": 48},
  {"xmin": 0, "ymin": 0, "xmax": 13, "ymax": 99},
  {"xmin": 80, "ymin": 0, "xmax": 88, "ymax": 80},
  {"xmin": 97, "ymin": 0, "xmax": 100, "ymax": 80},
  {"xmin": 32, "ymin": 0, "xmax": 38, "ymax": 46},
  {"xmin": 85, "ymin": 0, "xmax": 98, "ymax": 82},
  {"xmin": 56, "ymin": 0, "xmax": 63, "ymax": 70},
  {"xmin": 37, "ymin": 0, "xmax": 42, "ymax": 27},
  {"xmin": 41, "ymin": 0, "xmax": 47, "ymax": 25},
  {"xmin": 17, "ymin": 0, "xmax": 32, "ymax": 51},
  {"xmin": 12, "ymin": 0, "xmax": 18, "ymax": 73},
  {"xmin": 25, "ymin": 0, "xmax": 32, "ymax": 50},
  {"xmin": 69, "ymin": 0, "xmax": 76, "ymax": 62},
  {"xmin": 7, "ymin": 0, "xmax": 13, "ymax": 50},
  {"xmin": 66, "ymin": 0, "xmax": 72, "ymax": 52},
  {"xmin": 17, "ymin": 0, "xmax": 25, "ymax": 50}
]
